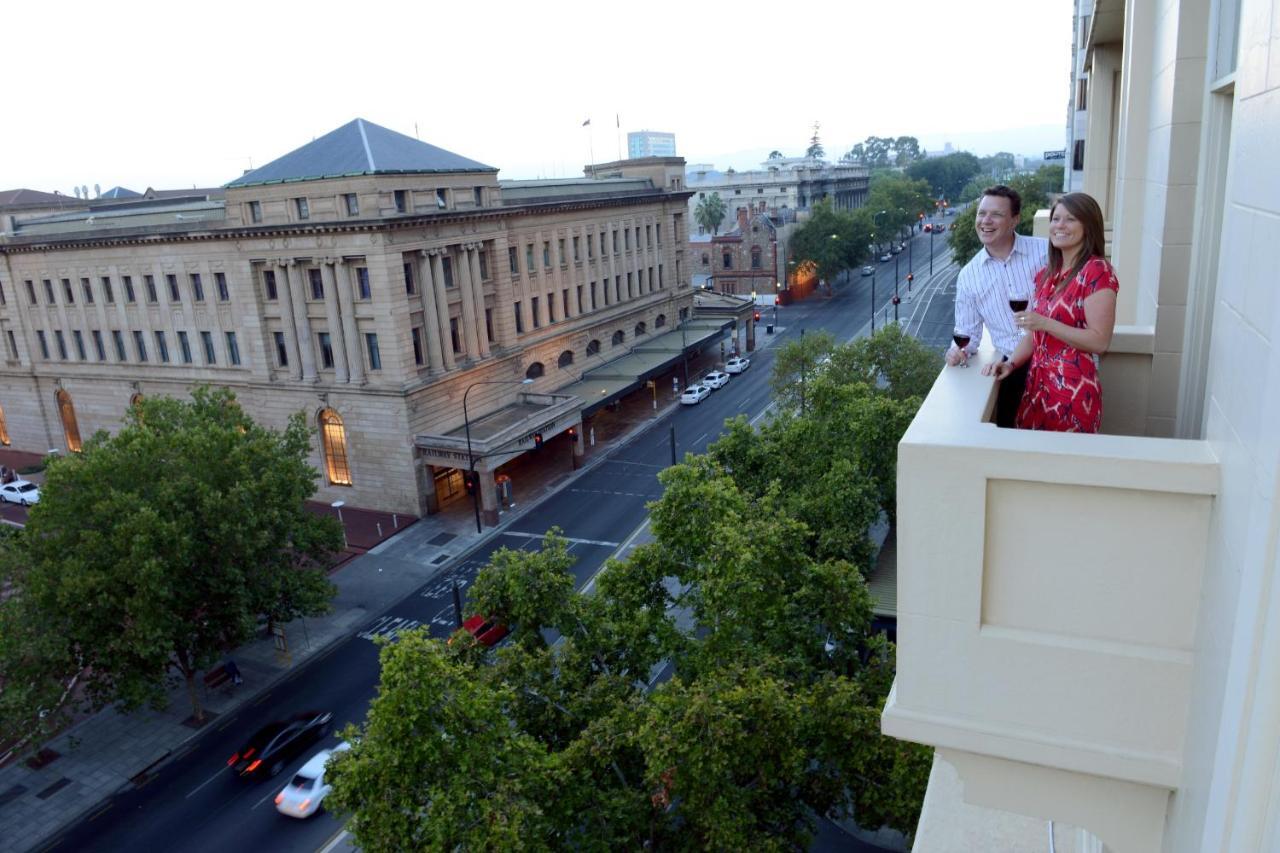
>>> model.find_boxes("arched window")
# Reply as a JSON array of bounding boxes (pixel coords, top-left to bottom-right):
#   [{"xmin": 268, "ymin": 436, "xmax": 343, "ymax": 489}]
[
  {"xmin": 318, "ymin": 408, "xmax": 352, "ymax": 486},
  {"xmin": 129, "ymin": 392, "xmax": 144, "ymax": 409},
  {"xmin": 525, "ymin": 362, "xmax": 545, "ymax": 379},
  {"xmin": 586, "ymin": 339, "xmax": 601, "ymax": 356},
  {"xmin": 654, "ymin": 314, "xmax": 666, "ymax": 328},
  {"xmin": 634, "ymin": 322, "xmax": 647, "ymax": 336},
  {"xmin": 0, "ymin": 403, "xmax": 9, "ymax": 446},
  {"xmin": 557, "ymin": 350, "xmax": 574, "ymax": 368},
  {"xmin": 56, "ymin": 389, "xmax": 82, "ymax": 453},
  {"xmin": 611, "ymin": 330, "xmax": 624, "ymax": 347}
]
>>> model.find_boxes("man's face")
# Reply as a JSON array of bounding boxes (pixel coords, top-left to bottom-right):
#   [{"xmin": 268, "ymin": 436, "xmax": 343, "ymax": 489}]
[{"xmin": 975, "ymin": 195, "xmax": 1018, "ymax": 250}]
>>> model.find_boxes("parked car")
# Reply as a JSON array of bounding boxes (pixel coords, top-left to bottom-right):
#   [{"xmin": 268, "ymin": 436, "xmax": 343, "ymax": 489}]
[
  {"xmin": 879, "ymin": 253, "xmax": 892, "ymax": 262},
  {"xmin": 680, "ymin": 384, "xmax": 711, "ymax": 405},
  {"xmin": 724, "ymin": 356, "xmax": 750, "ymax": 374},
  {"xmin": 701, "ymin": 371, "xmax": 729, "ymax": 390},
  {"xmin": 228, "ymin": 711, "xmax": 333, "ymax": 780},
  {"xmin": 923, "ymin": 223, "xmax": 933, "ymax": 233},
  {"xmin": 860, "ymin": 266, "xmax": 875, "ymax": 276},
  {"xmin": 0, "ymin": 480, "xmax": 40, "ymax": 506},
  {"xmin": 449, "ymin": 614, "xmax": 509, "ymax": 647},
  {"xmin": 275, "ymin": 741, "xmax": 351, "ymax": 818},
  {"xmin": 890, "ymin": 245, "xmax": 902, "ymax": 255}
]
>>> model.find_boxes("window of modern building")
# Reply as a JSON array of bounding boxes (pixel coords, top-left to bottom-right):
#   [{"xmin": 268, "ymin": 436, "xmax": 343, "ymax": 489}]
[
  {"xmin": 81, "ymin": 278, "xmax": 94, "ymax": 304},
  {"xmin": 557, "ymin": 350, "xmax": 573, "ymax": 368},
  {"xmin": 411, "ymin": 327, "xmax": 424, "ymax": 366},
  {"xmin": 365, "ymin": 333, "xmax": 381, "ymax": 370},
  {"xmin": 201, "ymin": 330, "xmax": 216, "ymax": 364},
  {"xmin": 36, "ymin": 330, "xmax": 50, "ymax": 359},
  {"xmin": 133, "ymin": 330, "xmax": 148, "ymax": 362},
  {"xmin": 586, "ymin": 338, "xmax": 600, "ymax": 356},
  {"xmin": 655, "ymin": 313, "xmax": 666, "ymax": 328},
  {"xmin": 43, "ymin": 279, "xmax": 55, "ymax": 304},
  {"xmin": 311, "ymin": 268, "xmax": 325, "ymax": 300},
  {"xmin": 356, "ymin": 267, "xmax": 371, "ymax": 299},
  {"xmin": 274, "ymin": 331, "xmax": 289, "ymax": 367},
  {"xmin": 318, "ymin": 408, "xmax": 353, "ymax": 486},
  {"xmin": 611, "ymin": 330, "xmax": 624, "ymax": 347},
  {"xmin": 25, "ymin": 280, "xmax": 36, "ymax": 304},
  {"xmin": 215, "ymin": 272, "xmax": 229, "ymax": 302},
  {"xmin": 226, "ymin": 332, "xmax": 241, "ymax": 366},
  {"xmin": 156, "ymin": 330, "xmax": 170, "ymax": 363},
  {"xmin": 167, "ymin": 274, "xmax": 180, "ymax": 302},
  {"xmin": 56, "ymin": 389, "xmax": 82, "ymax": 453},
  {"xmin": 73, "ymin": 330, "xmax": 86, "ymax": 360},
  {"xmin": 449, "ymin": 317, "xmax": 461, "ymax": 353},
  {"xmin": 508, "ymin": 246, "xmax": 519, "ymax": 275},
  {"xmin": 178, "ymin": 330, "xmax": 193, "ymax": 364},
  {"xmin": 249, "ymin": 200, "xmax": 263, "ymax": 223},
  {"xmin": 142, "ymin": 275, "xmax": 154, "ymax": 303},
  {"xmin": 531, "ymin": 296, "xmax": 540, "ymax": 329},
  {"xmin": 514, "ymin": 301, "xmax": 525, "ymax": 334},
  {"xmin": 295, "ymin": 197, "xmax": 310, "ymax": 220},
  {"xmin": 62, "ymin": 279, "xmax": 75, "ymax": 304},
  {"xmin": 344, "ymin": 193, "xmax": 359, "ymax": 216},
  {"xmin": 190, "ymin": 273, "xmax": 205, "ymax": 302},
  {"xmin": 442, "ymin": 257, "xmax": 454, "ymax": 288},
  {"xmin": 723, "ymin": 253, "xmax": 733, "ymax": 269},
  {"xmin": 543, "ymin": 242, "xmax": 551, "ymax": 268},
  {"xmin": 110, "ymin": 329, "xmax": 126, "ymax": 361},
  {"xmin": 635, "ymin": 321, "xmax": 646, "ymax": 336},
  {"xmin": 54, "ymin": 330, "xmax": 68, "ymax": 360},
  {"xmin": 474, "ymin": 186, "xmax": 484, "ymax": 207},
  {"xmin": 91, "ymin": 330, "xmax": 105, "ymax": 361},
  {"xmin": 394, "ymin": 189, "xmax": 408, "ymax": 213},
  {"xmin": 435, "ymin": 188, "xmax": 447, "ymax": 209},
  {"xmin": 525, "ymin": 361, "xmax": 544, "ymax": 379},
  {"xmin": 0, "ymin": 403, "xmax": 9, "ymax": 445},
  {"xmin": 104, "ymin": 276, "xmax": 116, "ymax": 303}
]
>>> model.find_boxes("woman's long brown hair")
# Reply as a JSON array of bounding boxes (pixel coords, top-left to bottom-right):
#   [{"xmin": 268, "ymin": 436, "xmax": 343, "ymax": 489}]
[{"xmin": 1046, "ymin": 192, "xmax": 1106, "ymax": 293}]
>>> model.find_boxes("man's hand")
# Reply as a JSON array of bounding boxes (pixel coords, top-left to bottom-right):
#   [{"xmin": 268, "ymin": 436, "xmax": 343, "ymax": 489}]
[{"xmin": 946, "ymin": 345, "xmax": 969, "ymax": 367}]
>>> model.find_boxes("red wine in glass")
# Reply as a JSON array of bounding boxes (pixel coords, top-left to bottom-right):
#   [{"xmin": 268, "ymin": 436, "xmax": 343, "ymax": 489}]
[
  {"xmin": 952, "ymin": 332, "xmax": 971, "ymax": 366},
  {"xmin": 1009, "ymin": 299, "xmax": 1029, "ymax": 312}
]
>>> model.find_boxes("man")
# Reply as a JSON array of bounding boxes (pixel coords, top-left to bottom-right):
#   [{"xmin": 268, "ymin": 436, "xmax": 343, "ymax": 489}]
[{"xmin": 946, "ymin": 185, "xmax": 1048, "ymax": 427}]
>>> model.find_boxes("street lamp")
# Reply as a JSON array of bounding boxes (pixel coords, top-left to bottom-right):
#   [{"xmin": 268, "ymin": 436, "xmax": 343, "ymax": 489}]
[
  {"xmin": 463, "ymin": 377, "xmax": 535, "ymax": 534},
  {"xmin": 330, "ymin": 500, "xmax": 347, "ymax": 549}
]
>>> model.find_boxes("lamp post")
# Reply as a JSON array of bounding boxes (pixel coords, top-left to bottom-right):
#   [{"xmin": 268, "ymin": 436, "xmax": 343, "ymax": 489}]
[
  {"xmin": 870, "ymin": 269, "xmax": 876, "ymax": 333},
  {"xmin": 463, "ymin": 377, "xmax": 535, "ymax": 534},
  {"xmin": 331, "ymin": 500, "xmax": 347, "ymax": 549},
  {"xmin": 929, "ymin": 224, "xmax": 936, "ymax": 276},
  {"xmin": 873, "ymin": 210, "xmax": 887, "ymax": 253}
]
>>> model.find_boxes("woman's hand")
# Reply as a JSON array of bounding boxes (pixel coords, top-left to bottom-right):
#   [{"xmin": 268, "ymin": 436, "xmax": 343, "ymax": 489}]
[
  {"xmin": 990, "ymin": 360, "xmax": 1017, "ymax": 380},
  {"xmin": 1014, "ymin": 310, "xmax": 1050, "ymax": 333}
]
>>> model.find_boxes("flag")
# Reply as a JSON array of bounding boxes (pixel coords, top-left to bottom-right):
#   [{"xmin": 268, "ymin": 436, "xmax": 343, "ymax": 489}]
[{"xmin": 582, "ymin": 118, "xmax": 591, "ymax": 127}]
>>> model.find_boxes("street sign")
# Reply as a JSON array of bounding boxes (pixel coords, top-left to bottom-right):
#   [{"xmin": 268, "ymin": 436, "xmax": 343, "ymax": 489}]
[{"xmin": 1043, "ymin": 150, "xmax": 1066, "ymax": 160}]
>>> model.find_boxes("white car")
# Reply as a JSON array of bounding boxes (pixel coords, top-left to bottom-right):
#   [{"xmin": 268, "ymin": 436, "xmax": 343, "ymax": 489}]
[
  {"xmin": 0, "ymin": 480, "xmax": 40, "ymax": 506},
  {"xmin": 680, "ymin": 385, "xmax": 711, "ymax": 405},
  {"xmin": 275, "ymin": 741, "xmax": 351, "ymax": 819},
  {"xmin": 879, "ymin": 253, "xmax": 892, "ymax": 262},
  {"xmin": 724, "ymin": 356, "xmax": 750, "ymax": 374},
  {"xmin": 701, "ymin": 371, "xmax": 729, "ymax": 390},
  {"xmin": 860, "ymin": 266, "xmax": 875, "ymax": 276}
]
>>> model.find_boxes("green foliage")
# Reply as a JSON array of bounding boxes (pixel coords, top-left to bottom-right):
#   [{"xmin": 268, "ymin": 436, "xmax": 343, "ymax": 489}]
[
  {"xmin": 948, "ymin": 164, "xmax": 1063, "ymax": 265},
  {"xmin": 864, "ymin": 174, "xmax": 935, "ymax": 245},
  {"xmin": 843, "ymin": 135, "xmax": 925, "ymax": 168},
  {"xmin": 694, "ymin": 191, "xmax": 727, "ymax": 236},
  {"xmin": 906, "ymin": 152, "xmax": 984, "ymax": 205},
  {"xmin": 787, "ymin": 199, "xmax": 872, "ymax": 284},
  {"xmin": 0, "ymin": 387, "xmax": 340, "ymax": 745}
]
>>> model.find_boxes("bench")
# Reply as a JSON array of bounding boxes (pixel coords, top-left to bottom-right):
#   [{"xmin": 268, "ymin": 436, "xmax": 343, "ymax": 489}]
[{"xmin": 202, "ymin": 665, "xmax": 232, "ymax": 694}]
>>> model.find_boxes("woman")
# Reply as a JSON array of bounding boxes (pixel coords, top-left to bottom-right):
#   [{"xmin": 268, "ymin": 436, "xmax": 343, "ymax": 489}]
[{"xmin": 993, "ymin": 192, "xmax": 1117, "ymax": 433}]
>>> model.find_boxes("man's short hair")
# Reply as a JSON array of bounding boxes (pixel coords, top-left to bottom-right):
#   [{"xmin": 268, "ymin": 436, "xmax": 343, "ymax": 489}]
[{"xmin": 981, "ymin": 185, "xmax": 1022, "ymax": 217}]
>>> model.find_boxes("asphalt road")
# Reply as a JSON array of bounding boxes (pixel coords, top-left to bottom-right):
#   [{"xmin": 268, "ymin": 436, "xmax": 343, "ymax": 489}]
[{"xmin": 44, "ymin": 223, "xmax": 960, "ymax": 853}]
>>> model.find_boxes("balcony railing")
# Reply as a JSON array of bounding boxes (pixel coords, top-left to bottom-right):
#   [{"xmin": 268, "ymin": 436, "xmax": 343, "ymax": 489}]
[{"xmin": 880, "ymin": 334, "xmax": 1218, "ymax": 849}]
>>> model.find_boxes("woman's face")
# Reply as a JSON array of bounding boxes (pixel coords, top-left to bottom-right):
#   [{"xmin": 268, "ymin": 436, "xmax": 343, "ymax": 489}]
[{"xmin": 1050, "ymin": 205, "xmax": 1085, "ymax": 256}]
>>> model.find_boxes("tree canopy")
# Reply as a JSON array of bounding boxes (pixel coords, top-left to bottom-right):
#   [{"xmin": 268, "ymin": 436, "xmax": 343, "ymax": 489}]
[
  {"xmin": 905, "ymin": 152, "xmax": 984, "ymax": 205},
  {"xmin": 787, "ymin": 198, "xmax": 873, "ymax": 286},
  {"xmin": 0, "ymin": 387, "xmax": 341, "ymax": 751},
  {"xmin": 694, "ymin": 191, "xmax": 727, "ymax": 236},
  {"xmin": 863, "ymin": 173, "xmax": 935, "ymax": 245},
  {"xmin": 842, "ymin": 135, "xmax": 925, "ymax": 168}
]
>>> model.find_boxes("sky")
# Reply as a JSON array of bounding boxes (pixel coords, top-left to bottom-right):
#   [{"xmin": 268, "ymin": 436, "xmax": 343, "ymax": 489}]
[{"xmin": 2, "ymin": 0, "xmax": 1074, "ymax": 194}]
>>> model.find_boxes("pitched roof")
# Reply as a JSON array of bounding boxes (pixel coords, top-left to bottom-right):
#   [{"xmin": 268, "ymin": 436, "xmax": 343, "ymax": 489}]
[
  {"xmin": 0, "ymin": 188, "xmax": 77, "ymax": 208},
  {"xmin": 100, "ymin": 186, "xmax": 142, "ymax": 199},
  {"xmin": 226, "ymin": 119, "xmax": 496, "ymax": 188}
]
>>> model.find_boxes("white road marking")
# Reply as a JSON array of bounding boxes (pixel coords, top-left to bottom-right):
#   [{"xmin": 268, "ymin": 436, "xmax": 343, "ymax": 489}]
[
  {"xmin": 582, "ymin": 518, "xmax": 652, "ymax": 596},
  {"xmin": 357, "ymin": 615, "xmax": 424, "ymax": 642},
  {"xmin": 185, "ymin": 766, "xmax": 228, "ymax": 799},
  {"xmin": 319, "ymin": 829, "xmax": 351, "ymax": 853},
  {"xmin": 253, "ymin": 782, "xmax": 286, "ymax": 810},
  {"xmin": 500, "ymin": 531, "xmax": 619, "ymax": 548}
]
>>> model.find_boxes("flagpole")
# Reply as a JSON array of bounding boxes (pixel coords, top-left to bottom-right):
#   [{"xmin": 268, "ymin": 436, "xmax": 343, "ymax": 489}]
[
  {"xmin": 616, "ymin": 113, "xmax": 622, "ymax": 161},
  {"xmin": 583, "ymin": 118, "xmax": 595, "ymax": 177}
]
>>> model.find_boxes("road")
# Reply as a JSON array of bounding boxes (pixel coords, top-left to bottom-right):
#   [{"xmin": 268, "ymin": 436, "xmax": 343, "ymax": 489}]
[{"xmin": 43, "ymin": 223, "xmax": 960, "ymax": 853}]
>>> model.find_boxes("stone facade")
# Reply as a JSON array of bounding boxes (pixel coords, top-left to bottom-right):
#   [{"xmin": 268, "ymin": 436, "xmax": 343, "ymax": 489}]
[{"xmin": 689, "ymin": 204, "xmax": 779, "ymax": 297}]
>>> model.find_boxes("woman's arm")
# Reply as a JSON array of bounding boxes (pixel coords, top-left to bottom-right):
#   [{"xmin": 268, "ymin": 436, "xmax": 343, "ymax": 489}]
[
  {"xmin": 989, "ymin": 332, "xmax": 1035, "ymax": 378},
  {"xmin": 1015, "ymin": 288, "xmax": 1117, "ymax": 354}
]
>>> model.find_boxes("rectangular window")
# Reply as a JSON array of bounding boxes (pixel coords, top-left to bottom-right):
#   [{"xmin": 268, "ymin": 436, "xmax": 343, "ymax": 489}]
[
  {"xmin": 514, "ymin": 302, "xmax": 525, "ymax": 334},
  {"xmin": 26, "ymin": 281, "xmax": 36, "ymax": 304},
  {"xmin": 576, "ymin": 285, "xmax": 583, "ymax": 312},
  {"xmin": 612, "ymin": 230, "xmax": 619, "ymax": 253},
  {"xmin": 6, "ymin": 330, "xmax": 16, "ymax": 359},
  {"xmin": 548, "ymin": 292, "xmax": 556, "ymax": 323},
  {"xmin": 295, "ymin": 197, "xmax": 310, "ymax": 220},
  {"xmin": 615, "ymin": 276, "xmax": 622, "ymax": 303},
  {"xmin": 155, "ymin": 330, "xmax": 170, "ymax": 363},
  {"xmin": 646, "ymin": 224, "xmax": 652, "ymax": 246},
  {"xmin": 92, "ymin": 330, "xmax": 105, "ymax": 361},
  {"xmin": 81, "ymin": 278, "xmax": 95, "ymax": 304},
  {"xmin": 394, "ymin": 189, "xmax": 408, "ymax": 213},
  {"xmin": 627, "ymin": 273, "xmax": 634, "ymax": 298},
  {"xmin": 562, "ymin": 288, "xmax": 570, "ymax": 317},
  {"xmin": 226, "ymin": 332, "xmax": 241, "ymax": 366},
  {"xmin": 659, "ymin": 264, "xmax": 664, "ymax": 287},
  {"xmin": 356, "ymin": 267, "xmax": 371, "ymax": 299},
  {"xmin": 573, "ymin": 236, "xmax": 580, "ymax": 261},
  {"xmin": 190, "ymin": 273, "xmax": 205, "ymax": 302},
  {"xmin": 509, "ymin": 246, "xmax": 519, "ymax": 275},
  {"xmin": 474, "ymin": 186, "xmax": 484, "ymax": 207},
  {"xmin": 178, "ymin": 331, "xmax": 192, "ymax": 364},
  {"xmin": 543, "ymin": 242, "xmax": 551, "ymax": 268},
  {"xmin": 142, "ymin": 275, "xmax": 155, "ymax": 303},
  {"xmin": 200, "ymin": 330, "xmax": 216, "ymax": 364},
  {"xmin": 526, "ymin": 245, "xmax": 535, "ymax": 272},
  {"xmin": 263, "ymin": 269, "xmax": 278, "ymax": 300},
  {"xmin": 723, "ymin": 253, "xmax": 733, "ymax": 269},
  {"xmin": 43, "ymin": 279, "xmax": 55, "ymax": 304},
  {"xmin": 558, "ymin": 238, "xmax": 566, "ymax": 265},
  {"xmin": 103, "ymin": 276, "xmax": 115, "ymax": 303},
  {"xmin": 73, "ymin": 330, "xmax": 86, "ymax": 360},
  {"xmin": 55, "ymin": 330, "xmax": 68, "ymax": 359},
  {"xmin": 37, "ymin": 330, "xmax": 49, "ymax": 359},
  {"xmin": 449, "ymin": 317, "xmax": 461, "ymax": 352},
  {"xmin": 344, "ymin": 193, "xmax": 359, "ymax": 216},
  {"xmin": 63, "ymin": 279, "xmax": 74, "ymax": 304},
  {"xmin": 133, "ymin": 330, "xmax": 148, "ymax": 362},
  {"xmin": 441, "ymin": 257, "xmax": 454, "ymax": 288},
  {"xmin": 531, "ymin": 296, "xmax": 541, "ymax": 328},
  {"xmin": 600, "ymin": 233, "xmax": 606, "ymax": 255},
  {"xmin": 478, "ymin": 250, "xmax": 488, "ymax": 280},
  {"xmin": 625, "ymin": 229, "xmax": 631, "ymax": 251},
  {"xmin": 485, "ymin": 308, "xmax": 494, "ymax": 342},
  {"xmin": 249, "ymin": 200, "xmax": 262, "ymax": 223},
  {"xmin": 590, "ymin": 281, "xmax": 597, "ymax": 310},
  {"xmin": 411, "ymin": 327, "xmax": 424, "ymax": 365},
  {"xmin": 1072, "ymin": 139, "xmax": 1085, "ymax": 171},
  {"xmin": 112, "ymin": 329, "xmax": 127, "ymax": 361},
  {"xmin": 751, "ymin": 252, "xmax": 762, "ymax": 270},
  {"xmin": 401, "ymin": 262, "xmax": 416, "ymax": 295},
  {"xmin": 365, "ymin": 333, "xmax": 382, "ymax": 370},
  {"xmin": 215, "ymin": 272, "xmax": 229, "ymax": 302},
  {"xmin": 587, "ymin": 235, "xmax": 594, "ymax": 259},
  {"xmin": 311, "ymin": 268, "xmax": 325, "ymax": 300},
  {"xmin": 274, "ymin": 331, "xmax": 289, "ymax": 367},
  {"xmin": 167, "ymin": 274, "xmax": 179, "ymax": 302},
  {"xmin": 435, "ymin": 188, "xmax": 447, "ymax": 209},
  {"xmin": 657, "ymin": 223, "xmax": 662, "ymax": 244}
]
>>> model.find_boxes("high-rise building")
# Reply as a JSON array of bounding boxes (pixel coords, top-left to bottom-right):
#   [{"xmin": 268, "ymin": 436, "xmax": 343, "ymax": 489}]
[
  {"xmin": 1063, "ymin": 0, "xmax": 1094, "ymax": 191},
  {"xmin": 627, "ymin": 131, "xmax": 677, "ymax": 159},
  {"xmin": 882, "ymin": 1, "xmax": 1280, "ymax": 850}
]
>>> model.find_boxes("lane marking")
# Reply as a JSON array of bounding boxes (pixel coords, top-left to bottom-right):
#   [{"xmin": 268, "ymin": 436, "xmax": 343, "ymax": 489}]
[
  {"xmin": 357, "ymin": 615, "xmax": 424, "ymax": 642},
  {"xmin": 86, "ymin": 803, "xmax": 112, "ymax": 822},
  {"xmin": 186, "ymin": 766, "xmax": 228, "ymax": 799},
  {"xmin": 319, "ymin": 829, "xmax": 351, "ymax": 853},
  {"xmin": 253, "ymin": 782, "xmax": 287, "ymax": 810},
  {"xmin": 500, "ymin": 531, "xmax": 620, "ymax": 548},
  {"xmin": 582, "ymin": 517, "xmax": 652, "ymax": 597}
]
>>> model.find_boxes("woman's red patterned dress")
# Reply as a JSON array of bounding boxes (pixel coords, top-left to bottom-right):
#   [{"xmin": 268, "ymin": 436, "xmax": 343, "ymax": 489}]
[{"xmin": 1016, "ymin": 257, "xmax": 1119, "ymax": 433}]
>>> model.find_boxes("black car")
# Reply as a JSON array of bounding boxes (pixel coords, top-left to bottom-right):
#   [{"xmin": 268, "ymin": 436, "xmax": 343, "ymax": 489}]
[{"xmin": 227, "ymin": 711, "xmax": 333, "ymax": 780}]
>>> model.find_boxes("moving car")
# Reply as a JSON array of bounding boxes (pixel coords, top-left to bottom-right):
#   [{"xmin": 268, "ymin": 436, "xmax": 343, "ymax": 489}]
[
  {"xmin": 890, "ymin": 244, "xmax": 902, "ymax": 254},
  {"xmin": 228, "ymin": 711, "xmax": 334, "ymax": 780},
  {"xmin": 701, "ymin": 371, "xmax": 729, "ymax": 390},
  {"xmin": 879, "ymin": 253, "xmax": 892, "ymax": 262},
  {"xmin": 923, "ymin": 223, "xmax": 933, "ymax": 233},
  {"xmin": 275, "ymin": 741, "xmax": 351, "ymax": 819},
  {"xmin": 724, "ymin": 356, "xmax": 750, "ymax": 374},
  {"xmin": 450, "ymin": 614, "xmax": 509, "ymax": 647},
  {"xmin": 0, "ymin": 480, "xmax": 40, "ymax": 506},
  {"xmin": 860, "ymin": 266, "xmax": 875, "ymax": 276},
  {"xmin": 680, "ymin": 384, "xmax": 711, "ymax": 405}
]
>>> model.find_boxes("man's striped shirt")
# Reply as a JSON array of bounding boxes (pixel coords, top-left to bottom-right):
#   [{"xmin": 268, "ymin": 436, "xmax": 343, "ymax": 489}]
[{"xmin": 954, "ymin": 234, "xmax": 1049, "ymax": 357}]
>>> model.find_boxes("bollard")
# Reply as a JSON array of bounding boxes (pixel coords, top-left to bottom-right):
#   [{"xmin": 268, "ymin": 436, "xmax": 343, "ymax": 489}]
[
  {"xmin": 392, "ymin": 514, "xmax": 398, "ymax": 528},
  {"xmin": 376, "ymin": 522, "xmax": 383, "ymax": 538}
]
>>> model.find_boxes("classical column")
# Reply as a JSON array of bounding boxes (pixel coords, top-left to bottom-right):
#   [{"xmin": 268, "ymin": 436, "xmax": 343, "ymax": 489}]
[
  {"xmin": 334, "ymin": 259, "xmax": 364, "ymax": 385},
  {"xmin": 466, "ymin": 244, "xmax": 491, "ymax": 357},
  {"xmin": 493, "ymin": 238, "xmax": 516, "ymax": 349},
  {"xmin": 454, "ymin": 245, "xmax": 480, "ymax": 359},
  {"xmin": 320, "ymin": 259, "xmax": 349, "ymax": 383},
  {"xmin": 275, "ymin": 260, "xmax": 302, "ymax": 380},
  {"xmin": 416, "ymin": 250, "xmax": 445, "ymax": 372},
  {"xmin": 429, "ymin": 250, "xmax": 456, "ymax": 370},
  {"xmin": 570, "ymin": 230, "xmax": 583, "ymax": 316},
  {"xmin": 285, "ymin": 260, "xmax": 318, "ymax": 381}
]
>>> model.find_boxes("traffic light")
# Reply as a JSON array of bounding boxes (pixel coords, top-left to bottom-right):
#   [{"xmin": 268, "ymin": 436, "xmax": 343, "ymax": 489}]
[
  {"xmin": 567, "ymin": 426, "xmax": 578, "ymax": 443},
  {"xmin": 892, "ymin": 295, "xmax": 901, "ymax": 305},
  {"xmin": 753, "ymin": 311, "xmax": 761, "ymax": 322},
  {"xmin": 906, "ymin": 273, "xmax": 914, "ymax": 283},
  {"xmin": 533, "ymin": 432, "xmax": 543, "ymax": 449},
  {"xmin": 464, "ymin": 471, "xmax": 478, "ymax": 495}
]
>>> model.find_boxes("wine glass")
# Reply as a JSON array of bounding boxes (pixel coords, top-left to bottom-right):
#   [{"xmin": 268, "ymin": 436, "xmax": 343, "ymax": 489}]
[
  {"xmin": 1009, "ymin": 298, "xmax": 1029, "ymax": 312},
  {"xmin": 952, "ymin": 330, "xmax": 971, "ymax": 367}
]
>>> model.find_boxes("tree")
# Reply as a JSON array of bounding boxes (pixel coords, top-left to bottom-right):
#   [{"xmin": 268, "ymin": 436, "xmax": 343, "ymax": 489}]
[
  {"xmin": 806, "ymin": 123, "xmax": 824, "ymax": 159},
  {"xmin": 864, "ymin": 173, "xmax": 935, "ymax": 246},
  {"xmin": 767, "ymin": 150, "xmax": 783, "ymax": 160},
  {"xmin": 0, "ymin": 387, "xmax": 340, "ymax": 739},
  {"xmin": 694, "ymin": 191, "xmax": 727, "ymax": 236},
  {"xmin": 787, "ymin": 199, "xmax": 872, "ymax": 288},
  {"xmin": 906, "ymin": 151, "xmax": 983, "ymax": 204}
]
